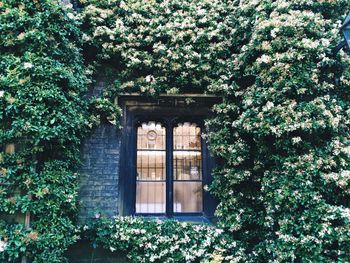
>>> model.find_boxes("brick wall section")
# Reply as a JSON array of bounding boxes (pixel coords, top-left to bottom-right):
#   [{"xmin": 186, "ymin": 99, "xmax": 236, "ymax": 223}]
[
  {"xmin": 78, "ymin": 79, "xmax": 121, "ymax": 222},
  {"xmin": 79, "ymin": 123, "xmax": 121, "ymax": 222}
]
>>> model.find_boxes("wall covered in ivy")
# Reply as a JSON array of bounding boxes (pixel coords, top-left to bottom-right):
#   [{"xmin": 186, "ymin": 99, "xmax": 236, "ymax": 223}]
[
  {"xmin": 0, "ymin": 0, "xmax": 89, "ymax": 261},
  {"xmin": 0, "ymin": 0, "xmax": 350, "ymax": 262}
]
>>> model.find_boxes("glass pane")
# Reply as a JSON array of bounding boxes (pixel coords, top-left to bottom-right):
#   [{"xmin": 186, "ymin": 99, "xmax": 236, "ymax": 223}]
[
  {"xmin": 174, "ymin": 182, "xmax": 203, "ymax": 213},
  {"xmin": 136, "ymin": 182, "xmax": 165, "ymax": 213},
  {"xmin": 173, "ymin": 151, "xmax": 202, "ymax": 180},
  {"xmin": 137, "ymin": 151, "xmax": 165, "ymax": 180},
  {"xmin": 174, "ymin": 122, "xmax": 201, "ymax": 150},
  {"xmin": 137, "ymin": 122, "xmax": 165, "ymax": 150}
]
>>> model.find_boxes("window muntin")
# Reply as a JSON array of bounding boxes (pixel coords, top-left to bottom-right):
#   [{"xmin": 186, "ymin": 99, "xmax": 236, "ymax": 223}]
[
  {"xmin": 136, "ymin": 122, "xmax": 166, "ymax": 213},
  {"xmin": 173, "ymin": 123, "xmax": 203, "ymax": 213},
  {"xmin": 135, "ymin": 121, "xmax": 203, "ymax": 215}
]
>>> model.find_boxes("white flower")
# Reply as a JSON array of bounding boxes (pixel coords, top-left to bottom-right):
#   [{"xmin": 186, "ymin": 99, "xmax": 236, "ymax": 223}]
[
  {"xmin": 110, "ymin": 246, "xmax": 116, "ymax": 252},
  {"xmin": 23, "ymin": 62, "xmax": 33, "ymax": 69},
  {"xmin": 215, "ymin": 228, "xmax": 223, "ymax": 234},
  {"xmin": 258, "ymin": 54, "xmax": 272, "ymax": 64},
  {"xmin": 244, "ymin": 98, "xmax": 253, "ymax": 106},
  {"xmin": 0, "ymin": 91, "xmax": 4, "ymax": 97},
  {"xmin": 292, "ymin": 137, "xmax": 302, "ymax": 144},
  {"xmin": 271, "ymin": 28, "xmax": 279, "ymax": 38},
  {"xmin": 145, "ymin": 75, "xmax": 154, "ymax": 83},
  {"xmin": 67, "ymin": 194, "xmax": 74, "ymax": 203},
  {"xmin": 197, "ymin": 9, "xmax": 206, "ymax": 16},
  {"xmin": 0, "ymin": 240, "xmax": 7, "ymax": 252},
  {"xmin": 67, "ymin": 13, "xmax": 75, "ymax": 20},
  {"xmin": 263, "ymin": 101, "xmax": 274, "ymax": 111}
]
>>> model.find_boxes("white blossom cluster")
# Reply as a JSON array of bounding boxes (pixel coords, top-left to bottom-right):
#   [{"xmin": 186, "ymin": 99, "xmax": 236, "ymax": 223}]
[
  {"xmin": 80, "ymin": 0, "xmax": 236, "ymax": 95},
  {"xmin": 0, "ymin": 240, "xmax": 7, "ymax": 253},
  {"xmin": 205, "ymin": 0, "xmax": 350, "ymax": 261},
  {"xmin": 87, "ymin": 216, "xmax": 241, "ymax": 262}
]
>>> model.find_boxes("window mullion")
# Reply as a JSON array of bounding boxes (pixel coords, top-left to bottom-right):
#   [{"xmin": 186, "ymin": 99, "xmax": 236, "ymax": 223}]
[{"xmin": 166, "ymin": 122, "xmax": 174, "ymax": 216}]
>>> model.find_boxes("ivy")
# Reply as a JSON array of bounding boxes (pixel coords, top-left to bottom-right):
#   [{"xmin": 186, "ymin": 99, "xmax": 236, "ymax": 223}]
[
  {"xmin": 205, "ymin": 1, "xmax": 350, "ymax": 261},
  {"xmin": 1, "ymin": 0, "xmax": 350, "ymax": 262},
  {"xmin": 79, "ymin": 0, "xmax": 350, "ymax": 261},
  {"xmin": 83, "ymin": 216, "xmax": 241, "ymax": 262},
  {"xmin": 0, "ymin": 0, "xmax": 91, "ymax": 261}
]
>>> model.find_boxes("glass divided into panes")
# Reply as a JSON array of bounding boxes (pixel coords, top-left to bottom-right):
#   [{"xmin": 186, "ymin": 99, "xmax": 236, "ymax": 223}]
[
  {"xmin": 173, "ymin": 123, "xmax": 203, "ymax": 213},
  {"xmin": 136, "ymin": 122, "xmax": 166, "ymax": 213},
  {"xmin": 137, "ymin": 122, "xmax": 165, "ymax": 150},
  {"xmin": 137, "ymin": 151, "xmax": 165, "ymax": 180},
  {"xmin": 173, "ymin": 151, "xmax": 202, "ymax": 180},
  {"xmin": 174, "ymin": 122, "xmax": 201, "ymax": 150},
  {"xmin": 136, "ymin": 121, "xmax": 204, "ymax": 214}
]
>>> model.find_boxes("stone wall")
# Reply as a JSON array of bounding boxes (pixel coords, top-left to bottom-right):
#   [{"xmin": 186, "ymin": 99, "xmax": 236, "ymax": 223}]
[
  {"xmin": 78, "ymin": 122, "xmax": 121, "ymax": 222},
  {"xmin": 78, "ymin": 79, "xmax": 121, "ymax": 222}
]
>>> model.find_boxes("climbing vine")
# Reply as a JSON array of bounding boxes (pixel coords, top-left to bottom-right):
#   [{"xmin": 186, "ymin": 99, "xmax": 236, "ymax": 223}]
[
  {"xmin": 82, "ymin": 216, "xmax": 242, "ymax": 262},
  {"xmin": 0, "ymin": 0, "xmax": 90, "ymax": 261},
  {"xmin": 206, "ymin": 1, "xmax": 350, "ymax": 261},
  {"xmin": 79, "ymin": 0, "xmax": 236, "ymax": 96},
  {"xmin": 1, "ymin": 0, "xmax": 350, "ymax": 262}
]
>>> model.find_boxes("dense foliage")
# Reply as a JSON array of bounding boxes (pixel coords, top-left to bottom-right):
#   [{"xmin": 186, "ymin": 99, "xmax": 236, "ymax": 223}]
[
  {"xmin": 83, "ymin": 216, "xmax": 241, "ymax": 262},
  {"xmin": 79, "ymin": 0, "xmax": 235, "ymax": 96},
  {"xmin": 79, "ymin": 0, "xmax": 350, "ymax": 261},
  {"xmin": 0, "ymin": 0, "xmax": 89, "ymax": 261},
  {"xmin": 1, "ymin": 0, "xmax": 350, "ymax": 262},
  {"xmin": 206, "ymin": 0, "xmax": 350, "ymax": 261}
]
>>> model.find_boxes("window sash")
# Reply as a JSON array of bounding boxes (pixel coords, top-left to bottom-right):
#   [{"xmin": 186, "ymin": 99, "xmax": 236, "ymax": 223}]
[{"xmin": 135, "ymin": 122, "xmax": 203, "ymax": 215}]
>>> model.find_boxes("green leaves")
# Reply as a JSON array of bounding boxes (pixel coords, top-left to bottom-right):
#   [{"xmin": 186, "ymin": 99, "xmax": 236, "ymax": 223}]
[
  {"xmin": 79, "ymin": 0, "xmax": 236, "ymax": 95},
  {"xmin": 0, "ymin": 1, "xmax": 90, "ymax": 261},
  {"xmin": 1, "ymin": 0, "xmax": 350, "ymax": 262},
  {"xmin": 83, "ymin": 216, "xmax": 240, "ymax": 262},
  {"xmin": 206, "ymin": 0, "xmax": 350, "ymax": 261}
]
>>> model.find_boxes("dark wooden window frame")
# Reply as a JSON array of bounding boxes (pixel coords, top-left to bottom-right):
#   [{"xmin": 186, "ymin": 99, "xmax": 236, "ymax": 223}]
[{"xmin": 118, "ymin": 95, "xmax": 219, "ymax": 222}]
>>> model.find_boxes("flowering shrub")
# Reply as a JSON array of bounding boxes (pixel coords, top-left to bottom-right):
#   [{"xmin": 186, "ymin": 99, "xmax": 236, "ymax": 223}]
[
  {"xmin": 0, "ymin": 0, "xmax": 90, "ymax": 261},
  {"xmin": 89, "ymin": 97, "xmax": 121, "ymax": 126},
  {"xmin": 206, "ymin": 0, "xmax": 350, "ymax": 261},
  {"xmin": 79, "ymin": 0, "xmax": 236, "ymax": 95},
  {"xmin": 1, "ymin": 0, "xmax": 350, "ymax": 262},
  {"xmin": 83, "ymin": 216, "xmax": 242, "ymax": 262},
  {"xmin": 80, "ymin": 0, "xmax": 350, "ymax": 261}
]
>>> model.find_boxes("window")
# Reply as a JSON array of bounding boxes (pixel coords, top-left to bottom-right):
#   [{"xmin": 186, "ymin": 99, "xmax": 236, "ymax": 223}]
[
  {"xmin": 136, "ymin": 122, "xmax": 166, "ymax": 213},
  {"xmin": 118, "ymin": 95, "xmax": 218, "ymax": 220},
  {"xmin": 135, "ymin": 121, "xmax": 203, "ymax": 215}
]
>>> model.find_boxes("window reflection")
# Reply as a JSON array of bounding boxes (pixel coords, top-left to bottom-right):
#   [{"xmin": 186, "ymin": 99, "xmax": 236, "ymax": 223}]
[
  {"xmin": 174, "ymin": 122, "xmax": 201, "ymax": 150},
  {"xmin": 173, "ymin": 123, "xmax": 203, "ymax": 213},
  {"xmin": 136, "ymin": 122, "xmax": 166, "ymax": 213},
  {"xmin": 174, "ymin": 182, "xmax": 202, "ymax": 213},
  {"xmin": 136, "ymin": 121, "xmax": 204, "ymax": 214}
]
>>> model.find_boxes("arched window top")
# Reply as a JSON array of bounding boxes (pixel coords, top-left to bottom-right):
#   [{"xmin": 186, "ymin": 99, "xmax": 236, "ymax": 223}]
[
  {"xmin": 137, "ymin": 121, "xmax": 165, "ymax": 150},
  {"xmin": 174, "ymin": 122, "xmax": 201, "ymax": 150}
]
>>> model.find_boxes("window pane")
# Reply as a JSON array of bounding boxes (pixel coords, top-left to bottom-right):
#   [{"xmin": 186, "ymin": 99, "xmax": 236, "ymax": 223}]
[
  {"xmin": 137, "ymin": 122, "xmax": 165, "ymax": 150},
  {"xmin": 136, "ymin": 122, "xmax": 166, "ymax": 214},
  {"xmin": 174, "ymin": 182, "xmax": 203, "ymax": 213},
  {"xmin": 137, "ymin": 151, "xmax": 165, "ymax": 180},
  {"xmin": 173, "ymin": 151, "xmax": 202, "ymax": 180},
  {"xmin": 174, "ymin": 122, "xmax": 201, "ymax": 150},
  {"xmin": 136, "ymin": 182, "xmax": 165, "ymax": 213}
]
